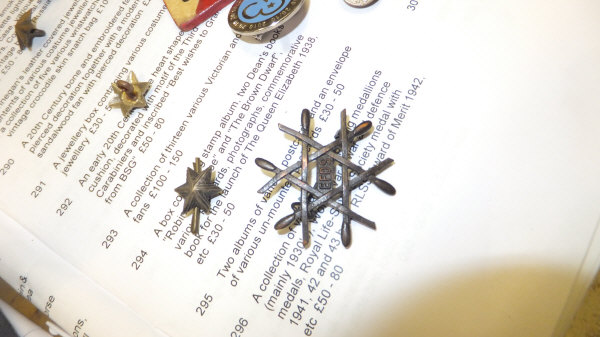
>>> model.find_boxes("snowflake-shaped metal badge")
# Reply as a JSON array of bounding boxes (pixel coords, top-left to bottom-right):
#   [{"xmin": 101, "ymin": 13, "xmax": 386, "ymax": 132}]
[{"xmin": 256, "ymin": 109, "xmax": 396, "ymax": 248}]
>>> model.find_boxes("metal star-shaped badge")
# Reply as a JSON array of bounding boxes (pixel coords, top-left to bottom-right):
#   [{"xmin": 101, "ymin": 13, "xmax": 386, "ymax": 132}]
[
  {"xmin": 175, "ymin": 158, "xmax": 223, "ymax": 235},
  {"xmin": 15, "ymin": 9, "xmax": 45, "ymax": 50},
  {"xmin": 110, "ymin": 71, "xmax": 150, "ymax": 118}
]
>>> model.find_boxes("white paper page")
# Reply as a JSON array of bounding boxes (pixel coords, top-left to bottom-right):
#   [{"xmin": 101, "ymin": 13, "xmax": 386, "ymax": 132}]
[
  {"xmin": 0, "ymin": 0, "xmax": 599, "ymax": 336},
  {"xmin": 0, "ymin": 210, "xmax": 169, "ymax": 337}
]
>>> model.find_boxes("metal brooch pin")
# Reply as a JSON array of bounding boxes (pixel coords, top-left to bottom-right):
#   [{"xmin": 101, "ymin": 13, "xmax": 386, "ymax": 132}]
[
  {"xmin": 109, "ymin": 72, "xmax": 151, "ymax": 118},
  {"xmin": 174, "ymin": 158, "xmax": 223, "ymax": 235},
  {"xmin": 228, "ymin": 0, "xmax": 306, "ymax": 40},
  {"xmin": 15, "ymin": 9, "xmax": 45, "ymax": 50},
  {"xmin": 256, "ymin": 109, "xmax": 396, "ymax": 248}
]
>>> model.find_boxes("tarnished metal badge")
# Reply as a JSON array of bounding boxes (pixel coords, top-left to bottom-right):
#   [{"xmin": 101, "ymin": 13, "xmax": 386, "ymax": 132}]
[
  {"xmin": 164, "ymin": 0, "xmax": 234, "ymax": 31},
  {"xmin": 15, "ymin": 9, "xmax": 45, "ymax": 50},
  {"xmin": 174, "ymin": 158, "xmax": 223, "ymax": 235},
  {"xmin": 255, "ymin": 109, "xmax": 396, "ymax": 248},
  {"xmin": 344, "ymin": 0, "xmax": 378, "ymax": 7},
  {"xmin": 228, "ymin": 0, "xmax": 305, "ymax": 37}
]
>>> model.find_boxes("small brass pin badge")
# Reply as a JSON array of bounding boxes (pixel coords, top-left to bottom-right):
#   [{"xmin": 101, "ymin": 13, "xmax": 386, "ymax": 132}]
[
  {"xmin": 15, "ymin": 9, "xmax": 45, "ymax": 50},
  {"xmin": 175, "ymin": 158, "xmax": 223, "ymax": 235},
  {"xmin": 228, "ymin": 0, "xmax": 305, "ymax": 40},
  {"xmin": 110, "ymin": 72, "xmax": 151, "ymax": 118},
  {"xmin": 164, "ymin": 0, "xmax": 234, "ymax": 31}
]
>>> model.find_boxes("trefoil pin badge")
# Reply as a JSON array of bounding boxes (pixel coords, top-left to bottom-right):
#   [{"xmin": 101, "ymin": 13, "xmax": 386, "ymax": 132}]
[
  {"xmin": 256, "ymin": 109, "xmax": 396, "ymax": 248},
  {"xmin": 228, "ymin": 0, "xmax": 306, "ymax": 40}
]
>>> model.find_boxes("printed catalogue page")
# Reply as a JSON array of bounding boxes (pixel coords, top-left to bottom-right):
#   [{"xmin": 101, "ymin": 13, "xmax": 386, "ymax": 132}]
[{"xmin": 1, "ymin": 1, "xmax": 600, "ymax": 336}]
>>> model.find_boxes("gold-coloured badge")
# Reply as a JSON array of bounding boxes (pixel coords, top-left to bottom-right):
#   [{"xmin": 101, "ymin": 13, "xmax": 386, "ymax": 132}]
[
  {"xmin": 110, "ymin": 72, "xmax": 151, "ymax": 118},
  {"xmin": 15, "ymin": 9, "xmax": 45, "ymax": 50}
]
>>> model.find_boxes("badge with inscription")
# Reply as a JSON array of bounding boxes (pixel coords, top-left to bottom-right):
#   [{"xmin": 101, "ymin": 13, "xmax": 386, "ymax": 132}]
[
  {"xmin": 109, "ymin": 72, "xmax": 151, "ymax": 118},
  {"xmin": 256, "ymin": 109, "xmax": 396, "ymax": 248},
  {"xmin": 315, "ymin": 155, "xmax": 335, "ymax": 194},
  {"xmin": 344, "ymin": 0, "xmax": 378, "ymax": 7},
  {"xmin": 164, "ymin": 0, "xmax": 234, "ymax": 31},
  {"xmin": 15, "ymin": 9, "xmax": 45, "ymax": 50},
  {"xmin": 228, "ymin": 0, "xmax": 305, "ymax": 38},
  {"xmin": 175, "ymin": 158, "xmax": 223, "ymax": 235}
]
